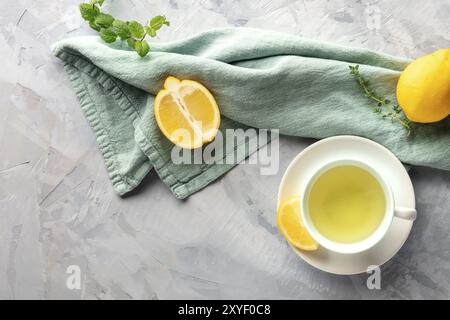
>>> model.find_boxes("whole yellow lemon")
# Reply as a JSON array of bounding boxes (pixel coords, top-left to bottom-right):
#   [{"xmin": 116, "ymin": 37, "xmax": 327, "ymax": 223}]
[{"xmin": 397, "ymin": 49, "xmax": 450, "ymax": 123}]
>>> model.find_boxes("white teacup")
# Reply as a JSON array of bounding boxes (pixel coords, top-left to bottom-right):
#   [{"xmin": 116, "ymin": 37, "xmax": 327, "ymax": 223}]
[{"xmin": 300, "ymin": 159, "xmax": 416, "ymax": 255}]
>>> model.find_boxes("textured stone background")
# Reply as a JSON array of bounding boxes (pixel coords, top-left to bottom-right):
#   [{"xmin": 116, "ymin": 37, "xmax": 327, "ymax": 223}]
[{"xmin": 0, "ymin": 0, "xmax": 449, "ymax": 299}]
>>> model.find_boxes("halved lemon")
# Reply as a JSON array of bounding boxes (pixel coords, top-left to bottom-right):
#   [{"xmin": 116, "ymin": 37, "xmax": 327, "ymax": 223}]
[
  {"xmin": 277, "ymin": 196, "xmax": 318, "ymax": 251},
  {"xmin": 154, "ymin": 76, "xmax": 221, "ymax": 149}
]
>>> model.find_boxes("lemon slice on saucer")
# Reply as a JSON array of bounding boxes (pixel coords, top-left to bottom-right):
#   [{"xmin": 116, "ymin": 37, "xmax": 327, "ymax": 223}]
[
  {"xmin": 277, "ymin": 196, "xmax": 318, "ymax": 251},
  {"xmin": 154, "ymin": 76, "xmax": 221, "ymax": 149}
]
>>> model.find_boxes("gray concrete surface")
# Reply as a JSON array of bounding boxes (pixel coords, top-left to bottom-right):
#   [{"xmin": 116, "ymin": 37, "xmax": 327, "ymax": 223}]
[{"xmin": 0, "ymin": 0, "xmax": 449, "ymax": 299}]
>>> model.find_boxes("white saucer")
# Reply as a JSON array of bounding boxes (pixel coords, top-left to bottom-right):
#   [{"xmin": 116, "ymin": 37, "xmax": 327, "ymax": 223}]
[{"xmin": 277, "ymin": 135, "xmax": 416, "ymax": 275}]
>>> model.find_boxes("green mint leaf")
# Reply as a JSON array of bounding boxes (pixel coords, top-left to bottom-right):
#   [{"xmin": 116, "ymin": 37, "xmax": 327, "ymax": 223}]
[
  {"xmin": 134, "ymin": 40, "xmax": 150, "ymax": 57},
  {"xmin": 99, "ymin": 28, "xmax": 117, "ymax": 43},
  {"xmin": 79, "ymin": 3, "xmax": 100, "ymax": 22},
  {"xmin": 129, "ymin": 21, "xmax": 145, "ymax": 39},
  {"xmin": 127, "ymin": 38, "xmax": 136, "ymax": 48},
  {"xmin": 113, "ymin": 20, "xmax": 130, "ymax": 39},
  {"xmin": 145, "ymin": 26, "xmax": 156, "ymax": 37},
  {"xmin": 149, "ymin": 15, "xmax": 169, "ymax": 31},
  {"xmin": 89, "ymin": 21, "xmax": 101, "ymax": 31},
  {"xmin": 95, "ymin": 13, "xmax": 114, "ymax": 28},
  {"xmin": 79, "ymin": 2, "xmax": 171, "ymax": 57}
]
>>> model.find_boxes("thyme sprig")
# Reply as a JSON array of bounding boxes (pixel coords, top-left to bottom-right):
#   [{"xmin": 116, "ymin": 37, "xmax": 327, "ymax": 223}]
[{"xmin": 349, "ymin": 65, "xmax": 412, "ymax": 135}]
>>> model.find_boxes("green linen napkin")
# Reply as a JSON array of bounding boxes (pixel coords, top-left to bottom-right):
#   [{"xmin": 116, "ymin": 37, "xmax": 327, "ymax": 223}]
[{"xmin": 52, "ymin": 28, "xmax": 450, "ymax": 199}]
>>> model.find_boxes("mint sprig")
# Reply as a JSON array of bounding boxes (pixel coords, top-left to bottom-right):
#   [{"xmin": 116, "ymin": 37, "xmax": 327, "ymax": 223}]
[{"xmin": 79, "ymin": 0, "xmax": 170, "ymax": 57}]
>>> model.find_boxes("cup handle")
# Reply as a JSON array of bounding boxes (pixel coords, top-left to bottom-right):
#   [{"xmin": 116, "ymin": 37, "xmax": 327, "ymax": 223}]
[{"xmin": 394, "ymin": 207, "xmax": 417, "ymax": 221}]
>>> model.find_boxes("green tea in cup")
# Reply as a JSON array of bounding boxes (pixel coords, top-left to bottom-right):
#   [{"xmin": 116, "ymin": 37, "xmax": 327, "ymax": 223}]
[{"xmin": 307, "ymin": 164, "xmax": 386, "ymax": 243}]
